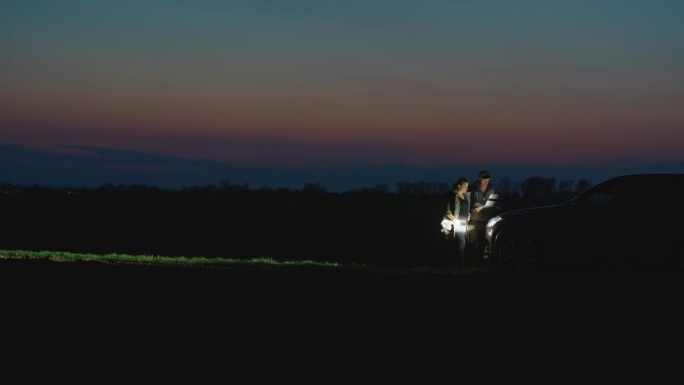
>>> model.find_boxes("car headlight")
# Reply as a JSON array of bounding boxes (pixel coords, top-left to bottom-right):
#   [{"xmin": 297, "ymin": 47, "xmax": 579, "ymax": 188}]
[
  {"xmin": 485, "ymin": 215, "xmax": 503, "ymax": 239},
  {"xmin": 486, "ymin": 216, "xmax": 503, "ymax": 229}
]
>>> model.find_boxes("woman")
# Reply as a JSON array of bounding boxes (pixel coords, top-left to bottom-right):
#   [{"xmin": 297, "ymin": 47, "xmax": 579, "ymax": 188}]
[{"xmin": 444, "ymin": 177, "xmax": 471, "ymax": 270}]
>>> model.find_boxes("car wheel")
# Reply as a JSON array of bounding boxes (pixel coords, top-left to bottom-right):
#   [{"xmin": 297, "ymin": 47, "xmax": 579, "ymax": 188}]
[{"xmin": 495, "ymin": 231, "xmax": 540, "ymax": 272}]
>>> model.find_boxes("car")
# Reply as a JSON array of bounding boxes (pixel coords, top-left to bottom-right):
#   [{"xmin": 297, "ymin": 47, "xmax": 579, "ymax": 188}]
[{"xmin": 483, "ymin": 173, "xmax": 684, "ymax": 271}]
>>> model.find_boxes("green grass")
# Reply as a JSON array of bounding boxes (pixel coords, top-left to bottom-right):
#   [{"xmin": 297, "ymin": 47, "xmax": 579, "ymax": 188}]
[
  {"xmin": 0, "ymin": 249, "xmax": 460, "ymax": 274},
  {"xmin": 0, "ymin": 248, "xmax": 342, "ymax": 268}
]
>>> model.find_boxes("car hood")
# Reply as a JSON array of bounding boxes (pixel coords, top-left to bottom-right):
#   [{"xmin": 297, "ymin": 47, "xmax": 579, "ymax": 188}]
[{"xmin": 499, "ymin": 202, "xmax": 568, "ymax": 219}]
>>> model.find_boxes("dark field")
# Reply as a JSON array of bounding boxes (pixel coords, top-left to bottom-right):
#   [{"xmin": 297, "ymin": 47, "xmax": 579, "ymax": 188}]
[
  {"xmin": 1, "ymin": 192, "xmax": 682, "ymax": 377},
  {"xmin": 2, "ymin": 258, "xmax": 682, "ymax": 378},
  {"xmin": 2, "ymin": 192, "xmax": 456, "ymax": 266}
]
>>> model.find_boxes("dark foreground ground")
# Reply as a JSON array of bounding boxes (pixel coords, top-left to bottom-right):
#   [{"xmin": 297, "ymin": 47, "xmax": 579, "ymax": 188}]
[
  {"xmin": 2, "ymin": 257, "xmax": 682, "ymax": 379},
  {"xmin": 2, "ymin": 193, "xmax": 682, "ymax": 378}
]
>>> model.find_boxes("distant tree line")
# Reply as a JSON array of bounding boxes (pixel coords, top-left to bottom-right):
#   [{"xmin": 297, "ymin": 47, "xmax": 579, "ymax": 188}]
[{"xmin": 1, "ymin": 176, "xmax": 591, "ymax": 203}]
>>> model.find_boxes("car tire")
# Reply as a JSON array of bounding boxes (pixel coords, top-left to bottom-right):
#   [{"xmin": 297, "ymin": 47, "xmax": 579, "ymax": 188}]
[{"xmin": 494, "ymin": 231, "xmax": 541, "ymax": 272}]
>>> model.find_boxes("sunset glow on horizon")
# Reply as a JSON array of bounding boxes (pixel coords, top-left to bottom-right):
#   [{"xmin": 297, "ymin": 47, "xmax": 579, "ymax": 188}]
[{"xmin": 2, "ymin": 1, "xmax": 683, "ymax": 190}]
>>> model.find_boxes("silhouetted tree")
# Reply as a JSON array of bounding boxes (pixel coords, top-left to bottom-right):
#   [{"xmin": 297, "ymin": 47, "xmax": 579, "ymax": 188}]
[
  {"xmin": 354, "ymin": 184, "xmax": 390, "ymax": 194},
  {"xmin": 302, "ymin": 182, "xmax": 327, "ymax": 194},
  {"xmin": 497, "ymin": 177, "xmax": 514, "ymax": 197},
  {"xmin": 395, "ymin": 180, "xmax": 448, "ymax": 196},
  {"xmin": 557, "ymin": 179, "xmax": 575, "ymax": 200},
  {"xmin": 521, "ymin": 176, "xmax": 556, "ymax": 202},
  {"xmin": 575, "ymin": 179, "xmax": 591, "ymax": 194}
]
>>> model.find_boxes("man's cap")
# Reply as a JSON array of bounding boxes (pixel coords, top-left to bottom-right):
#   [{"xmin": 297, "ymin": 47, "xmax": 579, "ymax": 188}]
[{"xmin": 478, "ymin": 170, "xmax": 491, "ymax": 179}]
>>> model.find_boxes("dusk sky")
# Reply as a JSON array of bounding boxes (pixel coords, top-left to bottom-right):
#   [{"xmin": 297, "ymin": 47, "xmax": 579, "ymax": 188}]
[{"xmin": 2, "ymin": 1, "xmax": 683, "ymax": 192}]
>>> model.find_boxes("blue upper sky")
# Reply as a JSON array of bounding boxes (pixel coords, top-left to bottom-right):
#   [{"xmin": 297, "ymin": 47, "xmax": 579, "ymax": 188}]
[{"xmin": 1, "ymin": 1, "xmax": 683, "ymax": 191}]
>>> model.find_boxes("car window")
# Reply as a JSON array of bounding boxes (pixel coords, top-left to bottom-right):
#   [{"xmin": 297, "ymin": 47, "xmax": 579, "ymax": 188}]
[
  {"xmin": 611, "ymin": 185, "xmax": 644, "ymax": 206},
  {"xmin": 641, "ymin": 184, "xmax": 684, "ymax": 207},
  {"xmin": 640, "ymin": 187, "xmax": 657, "ymax": 201},
  {"xmin": 581, "ymin": 184, "xmax": 618, "ymax": 206},
  {"xmin": 576, "ymin": 176, "xmax": 684, "ymax": 208},
  {"xmin": 585, "ymin": 191, "xmax": 613, "ymax": 206}
]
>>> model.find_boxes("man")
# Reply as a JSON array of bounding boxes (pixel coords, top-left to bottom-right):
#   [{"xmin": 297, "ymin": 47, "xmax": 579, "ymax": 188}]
[{"xmin": 467, "ymin": 170, "xmax": 498, "ymax": 268}]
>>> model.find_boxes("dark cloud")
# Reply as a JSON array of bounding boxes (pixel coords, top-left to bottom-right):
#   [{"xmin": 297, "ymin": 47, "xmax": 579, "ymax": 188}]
[{"xmin": 1, "ymin": 144, "xmax": 682, "ymax": 193}]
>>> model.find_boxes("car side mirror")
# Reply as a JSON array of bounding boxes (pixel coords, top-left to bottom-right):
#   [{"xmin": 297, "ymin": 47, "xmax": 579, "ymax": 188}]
[{"xmin": 570, "ymin": 196, "xmax": 586, "ymax": 207}]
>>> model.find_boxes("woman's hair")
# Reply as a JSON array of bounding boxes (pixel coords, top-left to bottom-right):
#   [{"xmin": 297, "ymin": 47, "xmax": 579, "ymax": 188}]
[{"xmin": 453, "ymin": 177, "xmax": 469, "ymax": 190}]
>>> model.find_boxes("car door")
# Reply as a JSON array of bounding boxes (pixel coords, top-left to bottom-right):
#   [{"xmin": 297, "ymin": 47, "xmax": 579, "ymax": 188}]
[{"xmin": 570, "ymin": 179, "xmax": 638, "ymax": 265}]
